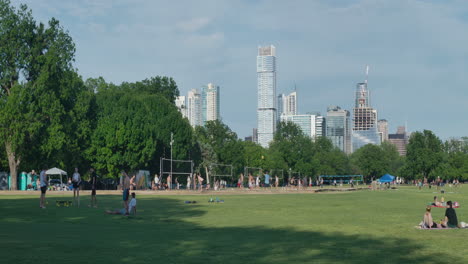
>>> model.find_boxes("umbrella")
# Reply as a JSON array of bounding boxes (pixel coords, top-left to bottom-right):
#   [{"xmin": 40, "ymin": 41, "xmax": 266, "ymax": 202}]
[
  {"xmin": 46, "ymin": 167, "xmax": 67, "ymax": 186},
  {"xmin": 46, "ymin": 167, "xmax": 67, "ymax": 175}
]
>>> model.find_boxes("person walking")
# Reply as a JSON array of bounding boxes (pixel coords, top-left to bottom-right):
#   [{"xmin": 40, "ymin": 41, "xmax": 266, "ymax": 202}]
[
  {"xmin": 71, "ymin": 168, "xmax": 81, "ymax": 207},
  {"xmin": 122, "ymin": 171, "xmax": 131, "ymax": 213},
  {"xmin": 89, "ymin": 168, "xmax": 98, "ymax": 208},
  {"xmin": 39, "ymin": 167, "xmax": 48, "ymax": 209}
]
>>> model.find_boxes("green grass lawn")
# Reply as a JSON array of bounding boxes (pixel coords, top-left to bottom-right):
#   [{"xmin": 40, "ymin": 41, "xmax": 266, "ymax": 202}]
[{"xmin": 1, "ymin": 186, "xmax": 467, "ymax": 264}]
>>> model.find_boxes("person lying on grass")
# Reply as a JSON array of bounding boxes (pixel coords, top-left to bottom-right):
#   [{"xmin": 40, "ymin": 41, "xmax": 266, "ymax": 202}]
[{"xmin": 106, "ymin": 192, "xmax": 137, "ymax": 216}]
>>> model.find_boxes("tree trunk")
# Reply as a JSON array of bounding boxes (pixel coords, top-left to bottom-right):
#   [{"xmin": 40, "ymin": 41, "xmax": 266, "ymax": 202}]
[
  {"xmin": 5, "ymin": 141, "xmax": 20, "ymax": 190},
  {"xmin": 204, "ymin": 166, "xmax": 210, "ymax": 185}
]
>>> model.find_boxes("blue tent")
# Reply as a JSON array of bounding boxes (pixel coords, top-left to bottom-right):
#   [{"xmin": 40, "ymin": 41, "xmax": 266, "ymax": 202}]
[{"xmin": 378, "ymin": 174, "xmax": 395, "ymax": 183}]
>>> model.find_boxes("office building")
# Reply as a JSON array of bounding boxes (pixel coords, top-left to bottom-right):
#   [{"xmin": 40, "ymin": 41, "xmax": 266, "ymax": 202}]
[
  {"xmin": 315, "ymin": 115, "xmax": 326, "ymax": 138},
  {"xmin": 378, "ymin": 119, "xmax": 389, "ymax": 143},
  {"xmin": 388, "ymin": 126, "xmax": 408, "ymax": 156},
  {"xmin": 257, "ymin": 45, "xmax": 277, "ymax": 148},
  {"xmin": 187, "ymin": 89, "xmax": 202, "ymax": 127},
  {"xmin": 281, "ymin": 114, "xmax": 316, "ymax": 138},
  {"xmin": 326, "ymin": 106, "xmax": 351, "ymax": 154},
  {"xmin": 201, "ymin": 83, "xmax": 220, "ymax": 124}
]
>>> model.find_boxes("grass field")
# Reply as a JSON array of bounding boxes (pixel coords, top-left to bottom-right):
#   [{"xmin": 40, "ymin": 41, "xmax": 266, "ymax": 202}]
[{"xmin": 1, "ymin": 186, "xmax": 467, "ymax": 264}]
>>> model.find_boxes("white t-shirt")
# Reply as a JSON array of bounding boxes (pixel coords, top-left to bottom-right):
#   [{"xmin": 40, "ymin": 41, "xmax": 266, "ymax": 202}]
[
  {"xmin": 72, "ymin": 172, "xmax": 80, "ymax": 182},
  {"xmin": 154, "ymin": 176, "xmax": 159, "ymax": 184},
  {"xmin": 129, "ymin": 198, "xmax": 137, "ymax": 213}
]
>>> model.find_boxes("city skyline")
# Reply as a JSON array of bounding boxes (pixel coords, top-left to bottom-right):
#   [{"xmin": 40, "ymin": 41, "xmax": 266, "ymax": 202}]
[{"xmin": 13, "ymin": 0, "xmax": 468, "ymax": 140}]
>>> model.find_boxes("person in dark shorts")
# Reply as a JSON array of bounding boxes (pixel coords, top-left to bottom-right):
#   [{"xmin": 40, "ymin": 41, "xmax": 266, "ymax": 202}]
[
  {"xmin": 442, "ymin": 201, "xmax": 459, "ymax": 228},
  {"xmin": 39, "ymin": 168, "xmax": 48, "ymax": 209},
  {"xmin": 89, "ymin": 168, "xmax": 98, "ymax": 208},
  {"xmin": 122, "ymin": 171, "xmax": 131, "ymax": 213},
  {"xmin": 71, "ymin": 168, "xmax": 81, "ymax": 207}
]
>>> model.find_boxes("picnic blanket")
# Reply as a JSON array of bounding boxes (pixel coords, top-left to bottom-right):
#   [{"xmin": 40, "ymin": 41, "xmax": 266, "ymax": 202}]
[{"xmin": 431, "ymin": 205, "xmax": 460, "ymax": 208}]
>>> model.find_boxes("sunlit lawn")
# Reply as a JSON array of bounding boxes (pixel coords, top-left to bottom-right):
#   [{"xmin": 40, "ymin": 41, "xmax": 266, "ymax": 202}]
[{"xmin": 1, "ymin": 186, "xmax": 467, "ymax": 264}]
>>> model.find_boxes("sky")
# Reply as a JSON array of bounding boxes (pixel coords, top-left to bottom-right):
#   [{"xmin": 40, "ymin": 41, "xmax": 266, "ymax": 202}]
[{"xmin": 11, "ymin": 0, "xmax": 468, "ymax": 140}]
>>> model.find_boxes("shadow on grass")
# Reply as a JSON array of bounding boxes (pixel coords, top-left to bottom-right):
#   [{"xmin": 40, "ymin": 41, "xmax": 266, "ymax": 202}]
[{"xmin": 0, "ymin": 195, "xmax": 459, "ymax": 264}]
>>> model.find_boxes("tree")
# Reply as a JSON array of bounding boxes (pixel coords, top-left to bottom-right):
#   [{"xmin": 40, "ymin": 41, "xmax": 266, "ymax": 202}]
[
  {"xmin": 268, "ymin": 122, "xmax": 314, "ymax": 176},
  {"xmin": 194, "ymin": 120, "xmax": 244, "ymax": 182},
  {"xmin": 403, "ymin": 130, "xmax": 444, "ymax": 179},
  {"xmin": 0, "ymin": 1, "xmax": 89, "ymax": 189},
  {"xmin": 87, "ymin": 83, "xmax": 192, "ymax": 178},
  {"xmin": 351, "ymin": 144, "xmax": 388, "ymax": 181}
]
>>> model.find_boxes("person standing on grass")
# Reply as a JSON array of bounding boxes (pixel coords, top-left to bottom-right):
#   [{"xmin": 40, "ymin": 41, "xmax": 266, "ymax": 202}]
[
  {"xmin": 197, "ymin": 174, "xmax": 204, "ymax": 191},
  {"xmin": 122, "ymin": 171, "xmax": 131, "ymax": 213},
  {"xmin": 264, "ymin": 171, "xmax": 270, "ymax": 188},
  {"xmin": 71, "ymin": 168, "xmax": 81, "ymax": 207},
  {"xmin": 187, "ymin": 175, "xmax": 191, "ymax": 190},
  {"xmin": 275, "ymin": 175, "xmax": 279, "ymax": 188},
  {"xmin": 39, "ymin": 167, "xmax": 48, "ymax": 209},
  {"xmin": 89, "ymin": 168, "xmax": 98, "ymax": 208}
]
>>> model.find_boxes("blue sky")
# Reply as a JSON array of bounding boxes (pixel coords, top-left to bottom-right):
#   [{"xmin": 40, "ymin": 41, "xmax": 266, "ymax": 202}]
[{"xmin": 12, "ymin": 0, "xmax": 468, "ymax": 140}]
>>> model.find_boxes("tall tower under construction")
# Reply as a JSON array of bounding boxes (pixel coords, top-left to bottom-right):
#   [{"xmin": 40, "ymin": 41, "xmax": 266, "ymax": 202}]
[{"xmin": 352, "ymin": 66, "xmax": 380, "ymax": 152}]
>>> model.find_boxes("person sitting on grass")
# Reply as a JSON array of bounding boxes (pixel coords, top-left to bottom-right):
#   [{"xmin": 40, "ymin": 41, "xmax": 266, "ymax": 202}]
[
  {"xmin": 423, "ymin": 206, "xmax": 440, "ymax": 229},
  {"xmin": 441, "ymin": 201, "xmax": 458, "ymax": 228},
  {"xmin": 106, "ymin": 193, "xmax": 137, "ymax": 216}
]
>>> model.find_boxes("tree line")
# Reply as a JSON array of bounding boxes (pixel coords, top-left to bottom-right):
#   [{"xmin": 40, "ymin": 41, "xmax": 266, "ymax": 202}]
[{"xmin": 1, "ymin": 1, "xmax": 467, "ymax": 189}]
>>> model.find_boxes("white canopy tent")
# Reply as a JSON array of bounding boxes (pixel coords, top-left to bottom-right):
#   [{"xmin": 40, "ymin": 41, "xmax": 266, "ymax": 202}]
[{"xmin": 46, "ymin": 167, "xmax": 67, "ymax": 186}]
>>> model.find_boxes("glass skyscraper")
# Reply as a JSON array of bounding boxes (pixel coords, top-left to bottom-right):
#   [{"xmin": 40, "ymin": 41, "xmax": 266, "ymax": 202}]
[
  {"xmin": 326, "ymin": 106, "xmax": 351, "ymax": 154},
  {"xmin": 187, "ymin": 89, "xmax": 202, "ymax": 127},
  {"xmin": 280, "ymin": 114, "xmax": 316, "ymax": 138},
  {"xmin": 257, "ymin": 45, "xmax": 277, "ymax": 148},
  {"xmin": 352, "ymin": 81, "xmax": 380, "ymax": 152}
]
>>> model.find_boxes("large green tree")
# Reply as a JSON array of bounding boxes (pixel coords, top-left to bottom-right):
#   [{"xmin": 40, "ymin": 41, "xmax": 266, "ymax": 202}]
[
  {"xmin": 0, "ymin": 1, "xmax": 93, "ymax": 189},
  {"xmin": 402, "ymin": 130, "xmax": 444, "ymax": 179}
]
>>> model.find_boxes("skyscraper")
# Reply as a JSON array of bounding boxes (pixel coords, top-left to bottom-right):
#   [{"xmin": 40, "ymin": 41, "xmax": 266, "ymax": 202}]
[
  {"xmin": 277, "ymin": 91, "xmax": 297, "ymax": 118},
  {"xmin": 187, "ymin": 89, "xmax": 202, "ymax": 127},
  {"xmin": 201, "ymin": 83, "xmax": 220, "ymax": 124},
  {"xmin": 175, "ymin": 96, "xmax": 187, "ymax": 118},
  {"xmin": 352, "ymin": 67, "xmax": 380, "ymax": 152},
  {"xmin": 377, "ymin": 119, "xmax": 389, "ymax": 143},
  {"xmin": 257, "ymin": 45, "xmax": 277, "ymax": 148},
  {"xmin": 326, "ymin": 106, "xmax": 351, "ymax": 154}
]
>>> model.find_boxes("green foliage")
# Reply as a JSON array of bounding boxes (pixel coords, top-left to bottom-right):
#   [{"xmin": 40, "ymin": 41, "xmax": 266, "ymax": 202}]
[
  {"xmin": 194, "ymin": 120, "xmax": 244, "ymax": 175},
  {"xmin": 403, "ymin": 130, "xmax": 444, "ymax": 179},
  {"xmin": 87, "ymin": 80, "xmax": 191, "ymax": 178},
  {"xmin": 0, "ymin": 1, "xmax": 93, "ymax": 188}
]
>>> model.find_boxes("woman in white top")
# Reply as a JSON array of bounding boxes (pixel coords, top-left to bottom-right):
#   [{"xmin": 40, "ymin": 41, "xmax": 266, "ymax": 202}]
[
  {"xmin": 71, "ymin": 168, "xmax": 81, "ymax": 207},
  {"xmin": 187, "ymin": 175, "xmax": 191, "ymax": 190}
]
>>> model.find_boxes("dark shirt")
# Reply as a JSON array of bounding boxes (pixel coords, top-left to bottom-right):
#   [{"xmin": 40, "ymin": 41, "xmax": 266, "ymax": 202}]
[
  {"xmin": 90, "ymin": 172, "xmax": 97, "ymax": 189},
  {"xmin": 445, "ymin": 207, "xmax": 458, "ymax": 227}
]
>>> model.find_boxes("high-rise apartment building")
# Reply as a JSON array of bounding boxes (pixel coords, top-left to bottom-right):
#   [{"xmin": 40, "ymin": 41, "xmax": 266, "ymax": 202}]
[
  {"xmin": 352, "ymin": 69, "xmax": 380, "ymax": 152},
  {"xmin": 277, "ymin": 91, "xmax": 297, "ymax": 118},
  {"xmin": 252, "ymin": 128, "xmax": 258, "ymax": 144},
  {"xmin": 378, "ymin": 119, "xmax": 389, "ymax": 143},
  {"xmin": 175, "ymin": 96, "xmax": 187, "ymax": 118},
  {"xmin": 388, "ymin": 126, "xmax": 408, "ymax": 156},
  {"xmin": 187, "ymin": 89, "xmax": 202, "ymax": 127},
  {"xmin": 257, "ymin": 45, "xmax": 277, "ymax": 148},
  {"xmin": 201, "ymin": 83, "xmax": 220, "ymax": 124},
  {"xmin": 326, "ymin": 106, "xmax": 351, "ymax": 154}
]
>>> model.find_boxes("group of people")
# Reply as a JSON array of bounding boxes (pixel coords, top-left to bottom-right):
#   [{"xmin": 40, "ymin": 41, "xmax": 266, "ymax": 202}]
[
  {"xmin": 38, "ymin": 167, "xmax": 97, "ymax": 209},
  {"xmin": 422, "ymin": 200, "xmax": 459, "ymax": 229}
]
